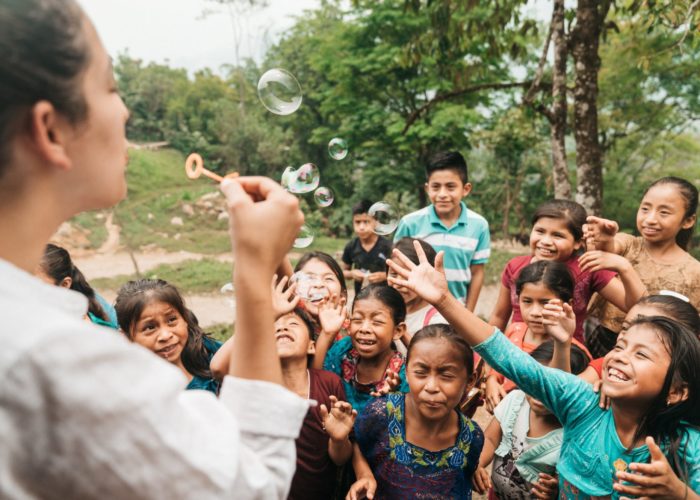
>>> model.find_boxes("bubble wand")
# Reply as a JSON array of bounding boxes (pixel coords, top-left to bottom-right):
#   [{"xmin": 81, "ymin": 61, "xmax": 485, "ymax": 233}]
[{"xmin": 185, "ymin": 153, "xmax": 238, "ymax": 182}]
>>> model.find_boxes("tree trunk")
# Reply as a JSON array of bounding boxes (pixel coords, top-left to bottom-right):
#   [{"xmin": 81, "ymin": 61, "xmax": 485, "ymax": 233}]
[
  {"xmin": 551, "ymin": 0, "xmax": 571, "ymax": 200},
  {"xmin": 571, "ymin": 0, "xmax": 611, "ymax": 215}
]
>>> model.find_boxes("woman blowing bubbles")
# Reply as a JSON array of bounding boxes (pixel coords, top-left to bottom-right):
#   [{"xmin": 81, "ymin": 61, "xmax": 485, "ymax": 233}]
[{"xmin": 0, "ymin": 1, "xmax": 309, "ymax": 498}]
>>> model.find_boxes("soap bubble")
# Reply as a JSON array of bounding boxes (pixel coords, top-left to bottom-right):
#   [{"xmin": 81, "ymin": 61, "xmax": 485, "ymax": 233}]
[
  {"xmin": 281, "ymin": 166, "xmax": 295, "ymax": 190},
  {"xmin": 293, "ymin": 224, "xmax": 315, "ymax": 248},
  {"xmin": 257, "ymin": 68, "xmax": 302, "ymax": 116},
  {"xmin": 220, "ymin": 282, "xmax": 235, "ymax": 309},
  {"xmin": 290, "ymin": 271, "xmax": 328, "ymax": 302},
  {"xmin": 369, "ymin": 201, "xmax": 399, "ymax": 235},
  {"xmin": 313, "ymin": 186, "xmax": 334, "ymax": 207},
  {"xmin": 328, "ymin": 138, "xmax": 348, "ymax": 160},
  {"xmin": 289, "ymin": 163, "xmax": 320, "ymax": 194}
]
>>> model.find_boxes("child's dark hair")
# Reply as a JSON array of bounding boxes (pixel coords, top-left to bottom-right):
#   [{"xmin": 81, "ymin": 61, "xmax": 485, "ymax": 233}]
[
  {"xmin": 633, "ymin": 294, "xmax": 700, "ymax": 339},
  {"xmin": 40, "ymin": 243, "xmax": 109, "ymax": 323},
  {"xmin": 290, "ymin": 307, "xmax": 315, "ymax": 341},
  {"xmin": 624, "ymin": 316, "xmax": 700, "ymax": 482},
  {"xmin": 531, "ymin": 199, "xmax": 587, "ymax": 242},
  {"xmin": 426, "ymin": 151, "xmax": 468, "ymax": 184},
  {"xmin": 353, "ymin": 284, "xmax": 406, "ymax": 325},
  {"xmin": 391, "ymin": 238, "xmax": 437, "ymax": 268},
  {"xmin": 515, "ymin": 260, "xmax": 574, "ymax": 303},
  {"xmin": 530, "ymin": 340, "xmax": 590, "ymax": 375},
  {"xmin": 407, "ymin": 324, "xmax": 474, "ymax": 376},
  {"xmin": 114, "ymin": 279, "xmax": 217, "ymax": 380},
  {"xmin": 295, "ymin": 251, "xmax": 347, "ymax": 296},
  {"xmin": 644, "ymin": 177, "xmax": 698, "ymax": 250},
  {"xmin": 352, "ymin": 199, "xmax": 373, "ymax": 217}
]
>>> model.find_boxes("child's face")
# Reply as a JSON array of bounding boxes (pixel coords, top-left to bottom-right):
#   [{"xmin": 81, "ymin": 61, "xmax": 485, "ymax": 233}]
[
  {"xmin": 352, "ymin": 213, "xmax": 376, "ymax": 240},
  {"xmin": 526, "ymin": 394, "xmax": 553, "ymax": 416},
  {"xmin": 406, "ymin": 338, "xmax": 468, "ymax": 420},
  {"xmin": 274, "ymin": 313, "xmax": 314, "ymax": 360},
  {"xmin": 131, "ymin": 300, "xmax": 189, "ymax": 365},
  {"xmin": 519, "ymin": 282, "xmax": 560, "ymax": 335},
  {"xmin": 297, "ymin": 259, "xmax": 343, "ymax": 316},
  {"xmin": 425, "ymin": 169, "xmax": 471, "ymax": 219},
  {"xmin": 636, "ymin": 184, "xmax": 696, "ymax": 246},
  {"xmin": 529, "ymin": 217, "xmax": 581, "ymax": 262},
  {"xmin": 602, "ymin": 324, "xmax": 671, "ymax": 404},
  {"xmin": 349, "ymin": 297, "xmax": 404, "ymax": 359}
]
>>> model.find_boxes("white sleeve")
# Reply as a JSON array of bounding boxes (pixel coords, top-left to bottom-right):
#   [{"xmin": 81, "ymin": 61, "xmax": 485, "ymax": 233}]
[{"xmin": 0, "ymin": 326, "xmax": 308, "ymax": 500}]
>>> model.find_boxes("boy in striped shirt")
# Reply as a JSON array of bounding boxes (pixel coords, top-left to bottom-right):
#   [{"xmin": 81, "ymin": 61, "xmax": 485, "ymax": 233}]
[{"xmin": 393, "ymin": 151, "xmax": 490, "ymax": 310}]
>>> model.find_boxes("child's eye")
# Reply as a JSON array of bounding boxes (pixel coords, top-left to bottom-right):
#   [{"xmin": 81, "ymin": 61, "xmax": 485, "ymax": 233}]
[
  {"xmin": 636, "ymin": 351, "xmax": 649, "ymax": 360},
  {"xmin": 372, "ymin": 321, "xmax": 385, "ymax": 327}
]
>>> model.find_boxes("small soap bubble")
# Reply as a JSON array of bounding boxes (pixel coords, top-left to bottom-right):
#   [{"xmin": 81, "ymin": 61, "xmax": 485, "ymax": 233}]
[
  {"xmin": 289, "ymin": 163, "xmax": 320, "ymax": 194},
  {"xmin": 293, "ymin": 224, "xmax": 315, "ymax": 248},
  {"xmin": 328, "ymin": 138, "xmax": 348, "ymax": 160},
  {"xmin": 257, "ymin": 68, "xmax": 303, "ymax": 116},
  {"xmin": 369, "ymin": 201, "xmax": 399, "ymax": 235},
  {"xmin": 281, "ymin": 166, "xmax": 295, "ymax": 190},
  {"xmin": 313, "ymin": 186, "xmax": 334, "ymax": 207},
  {"xmin": 220, "ymin": 282, "xmax": 235, "ymax": 309}
]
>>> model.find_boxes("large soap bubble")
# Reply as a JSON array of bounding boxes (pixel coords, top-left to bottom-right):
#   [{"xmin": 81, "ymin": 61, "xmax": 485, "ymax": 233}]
[
  {"xmin": 290, "ymin": 271, "xmax": 328, "ymax": 302},
  {"xmin": 257, "ymin": 68, "xmax": 303, "ymax": 116},
  {"xmin": 313, "ymin": 186, "xmax": 334, "ymax": 207},
  {"xmin": 293, "ymin": 224, "xmax": 315, "ymax": 248},
  {"xmin": 288, "ymin": 163, "xmax": 320, "ymax": 194},
  {"xmin": 369, "ymin": 201, "xmax": 399, "ymax": 235},
  {"xmin": 328, "ymin": 138, "xmax": 348, "ymax": 160}
]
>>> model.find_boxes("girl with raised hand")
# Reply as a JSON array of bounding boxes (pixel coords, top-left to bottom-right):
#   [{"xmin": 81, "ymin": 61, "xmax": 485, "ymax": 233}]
[
  {"xmin": 347, "ymin": 325, "xmax": 484, "ymax": 500},
  {"xmin": 314, "ymin": 284, "xmax": 409, "ymax": 414},
  {"xmin": 483, "ymin": 260, "xmax": 591, "ymax": 412},
  {"xmin": 36, "ymin": 243, "xmax": 118, "ymax": 328},
  {"xmin": 388, "ymin": 241, "xmax": 700, "ymax": 500},
  {"xmin": 0, "ymin": 1, "xmax": 309, "ymax": 495},
  {"xmin": 584, "ymin": 177, "xmax": 700, "ymax": 357},
  {"xmin": 489, "ymin": 199, "xmax": 645, "ymax": 344},
  {"xmin": 115, "ymin": 279, "xmax": 223, "ymax": 394}
]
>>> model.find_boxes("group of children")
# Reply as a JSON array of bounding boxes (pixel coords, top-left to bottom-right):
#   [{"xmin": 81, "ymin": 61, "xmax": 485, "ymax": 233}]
[{"xmin": 45, "ymin": 151, "xmax": 700, "ymax": 499}]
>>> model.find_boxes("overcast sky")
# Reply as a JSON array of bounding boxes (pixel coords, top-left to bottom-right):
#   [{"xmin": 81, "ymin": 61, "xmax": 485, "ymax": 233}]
[{"xmin": 80, "ymin": 0, "xmax": 550, "ymax": 74}]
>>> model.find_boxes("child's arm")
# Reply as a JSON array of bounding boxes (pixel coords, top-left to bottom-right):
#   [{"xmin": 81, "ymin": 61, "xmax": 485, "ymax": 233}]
[
  {"xmin": 542, "ymin": 300, "xmax": 576, "ymax": 372},
  {"xmin": 488, "ymin": 284, "xmax": 513, "ymax": 331},
  {"xmin": 484, "ymin": 373, "xmax": 506, "ymax": 413},
  {"xmin": 579, "ymin": 251, "xmax": 646, "ymax": 312},
  {"xmin": 319, "ymin": 395, "xmax": 356, "ymax": 466},
  {"xmin": 347, "ymin": 443, "xmax": 377, "ymax": 500},
  {"xmin": 466, "ymin": 263, "xmax": 485, "ymax": 312},
  {"xmin": 210, "ymin": 337, "xmax": 234, "ymax": 379},
  {"xmin": 479, "ymin": 416, "xmax": 503, "ymax": 468},
  {"xmin": 311, "ymin": 298, "xmax": 347, "ymax": 370}
]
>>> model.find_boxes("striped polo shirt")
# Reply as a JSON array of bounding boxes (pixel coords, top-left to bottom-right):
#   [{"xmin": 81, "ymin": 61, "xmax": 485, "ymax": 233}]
[{"xmin": 393, "ymin": 202, "xmax": 490, "ymax": 302}]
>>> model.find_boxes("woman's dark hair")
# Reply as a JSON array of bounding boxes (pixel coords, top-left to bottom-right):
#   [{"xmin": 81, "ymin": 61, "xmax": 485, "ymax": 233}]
[
  {"xmin": 353, "ymin": 284, "xmax": 406, "ymax": 325},
  {"xmin": 623, "ymin": 316, "xmax": 700, "ymax": 482},
  {"xmin": 40, "ymin": 243, "xmax": 109, "ymax": 322},
  {"xmin": 407, "ymin": 324, "xmax": 474, "ymax": 376},
  {"xmin": 531, "ymin": 199, "xmax": 587, "ymax": 242},
  {"xmin": 295, "ymin": 251, "xmax": 347, "ymax": 296},
  {"xmin": 391, "ymin": 238, "xmax": 437, "ymax": 268},
  {"xmin": 114, "ymin": 279, "xmax": 216, "ymax": 380},
  {"xmin": 0, "ymin": 0, "xmax": 89, "ymax": 172},
  {"xmin": 530, "ymin": 340, "xmax": 590, "ymax": 375},
  {"xmin": 644, "ymin": 177, "xmax": 699, "ymax": 250},
  {"xmin": 515, "ymin": 260, "xmax": 574, "ymax": 303},
  {"xmin": 633, "ymin": 295, "xmax": 700, "ymax": 339}
]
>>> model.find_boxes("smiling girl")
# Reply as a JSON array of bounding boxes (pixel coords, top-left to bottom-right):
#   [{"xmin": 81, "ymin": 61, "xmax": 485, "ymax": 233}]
[{"xmin": 115, "ymin": 279, "xmax": 222, "ymax": 394}]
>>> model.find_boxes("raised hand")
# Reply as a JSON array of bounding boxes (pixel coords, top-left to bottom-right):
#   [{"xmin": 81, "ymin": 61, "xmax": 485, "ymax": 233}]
[
  {"xmin": 531, "ymin": 473, "xmax": 559, "ymax": 499},
  {"xmin": 484, "ymin": 375, "xmax": 506, "ymax": 413},
  {"xmin": 370, "ymin": 369, "xmax": 400, "ymax": 397},
  {"xmin": 614, "ymin": 437, "xmax": 691, "ymax": 499},
  {"xmin": 579, "ymin": 250, "xmax": 630, "ymax": 273},
  {"xmin": 472, "ymin": 466, "xmax": 491, "ymax": 494},
  {"xmin": 583, "ymin": 215, "xmax": 619, "ymax": 252},
  {"xmin": 387, "ymin": 240, "xmax": 449, "ymax": 306},
  {"xmin": 271, "ymin": 274, "xmax": 300, "ymax": 318},
  {"xmin": 346, "ymin": 476, "xmax": 377, "ymax": 500},
  {"xmin": 318, "ymin": 295, "xmax": 347, "ymax": 336},
  {"xmin": 541, "ymin": 300, "xmax": 575, "ymax": 344},
  {"xmin": 319, "ymin": 395, "xmax": 357, "ymax": 442}
]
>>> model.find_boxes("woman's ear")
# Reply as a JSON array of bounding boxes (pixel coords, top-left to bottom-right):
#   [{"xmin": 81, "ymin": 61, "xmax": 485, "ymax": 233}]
[
  {"xmin": 393, "ymin": 322, "xmax": 407, "ymax": 341},
  {"xmin": 59, "ymin": 276, "xmax": 72, "ymax": 288},
  {"xmin": 667, "ymin": 382, "xmax": 689, "ymax": 406},
  {"xmin": 28, "ymin": 100, "xmax": 73, "ymax": 171}
]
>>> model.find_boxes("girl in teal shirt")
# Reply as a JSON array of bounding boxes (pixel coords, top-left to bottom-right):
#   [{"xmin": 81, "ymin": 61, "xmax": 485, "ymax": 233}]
[{"xmin": 388, "ymin": 241, "xmax": 700, "ymax": 500}]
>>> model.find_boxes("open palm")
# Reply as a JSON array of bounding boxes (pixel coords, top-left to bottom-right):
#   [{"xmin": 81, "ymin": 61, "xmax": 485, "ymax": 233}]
[
  {"xmin": 386, "ymin": 241, "xmax": 449, "ymax": 306},
  {"xmin": 320, "ymin": 396, "xmax": 356, "ymax": 442}
]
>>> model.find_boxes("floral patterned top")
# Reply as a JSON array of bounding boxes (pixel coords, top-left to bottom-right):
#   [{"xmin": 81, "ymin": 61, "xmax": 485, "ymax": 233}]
[
  {"xmin": 324, "ymin": 337, "xmax": 409, "ymax": 414},
  {"xmin": 355, "ymin": 393, "xmax": 483, "ymax": 499}
]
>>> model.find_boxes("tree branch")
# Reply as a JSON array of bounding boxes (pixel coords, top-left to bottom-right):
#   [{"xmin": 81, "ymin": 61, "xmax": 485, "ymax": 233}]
[
  {"xmin": 402, "ymin": 80, "xmax": 535, "ymax": 134},
  {"xmin": 523, "ymin": 8, "xmax": 555, "ymax": 105}
]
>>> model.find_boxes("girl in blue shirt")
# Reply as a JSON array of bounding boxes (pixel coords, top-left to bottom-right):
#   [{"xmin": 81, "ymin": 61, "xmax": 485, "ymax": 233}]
[
  {"xmin": 388, "ymin": 241, "xmax": 700, "ymax": 500},
  {"xmin": 115, "ymin": 279, "xmax": 222, "ymax": 394}
]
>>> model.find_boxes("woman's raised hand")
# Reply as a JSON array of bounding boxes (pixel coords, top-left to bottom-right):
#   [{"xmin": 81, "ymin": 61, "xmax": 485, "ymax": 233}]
[
  {"xmin": 318, "ymin": 295, "xmax": 347, "ymax": 336},
  {"xmin": 583, "ymin": 215, "xmax": 619, "ymax": 252},
  {"xmin": 387, "ymin": 240, "xmax": 449, "ymax": 306},
  {"xmin": 271, "ymin": 274, "xmax": 300, "ymax": 318},
  {"xmin": 541, "ymin": 300, "xmax": 575, "ymax": 344},
  {"xmin": 320, "ymin": 395, "xmax": 357, "ymax": 442}
]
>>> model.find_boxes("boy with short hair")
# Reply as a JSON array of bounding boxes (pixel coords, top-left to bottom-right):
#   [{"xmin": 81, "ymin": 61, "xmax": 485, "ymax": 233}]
[
  {"xmin": 393, "ymin": 151, "xmax": 490, "ymax": 311},
  {"xmin": 342, "ymin": 200, "xmax": 393, "ymax": 295}
]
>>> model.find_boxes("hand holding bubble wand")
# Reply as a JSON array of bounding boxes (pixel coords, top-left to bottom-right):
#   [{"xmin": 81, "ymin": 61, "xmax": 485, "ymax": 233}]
[{"xmin": 185, "ymin": 153, "xmax": 239, "ymax": 183}]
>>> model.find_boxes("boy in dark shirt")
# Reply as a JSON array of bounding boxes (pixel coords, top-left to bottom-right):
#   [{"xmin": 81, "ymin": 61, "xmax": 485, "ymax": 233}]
[{"xmin": 342, "ymin": 200, "xmax": 392, "ymax": 295}]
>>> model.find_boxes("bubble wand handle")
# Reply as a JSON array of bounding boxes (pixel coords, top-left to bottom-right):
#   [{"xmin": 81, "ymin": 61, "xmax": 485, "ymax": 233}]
[{"xmin": 185, "ymin": 153, "xmax": 238, "ymax": 182}]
